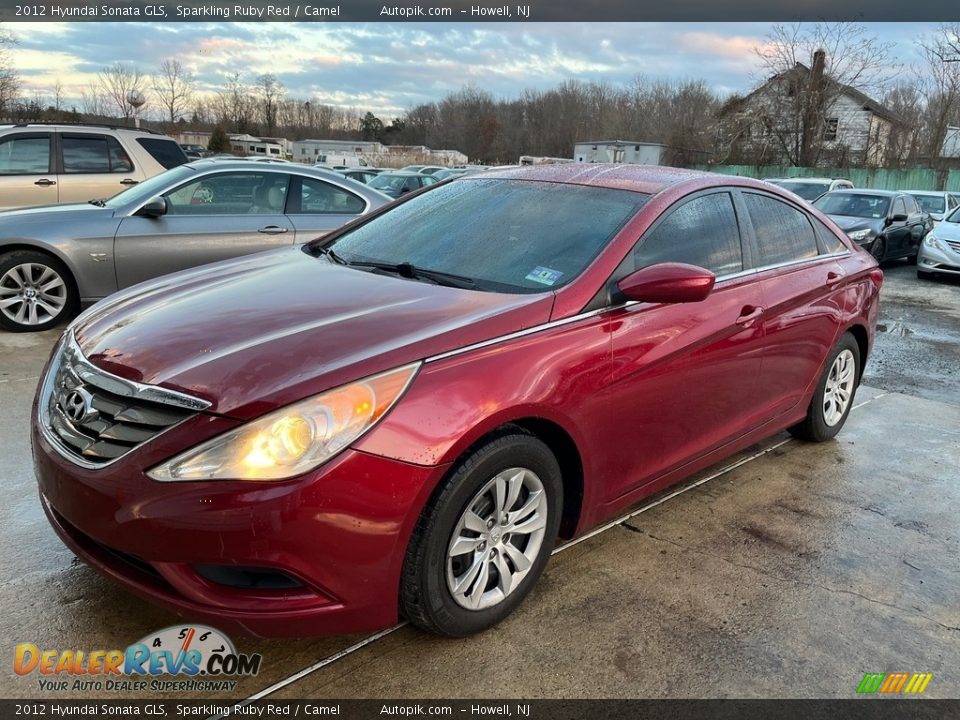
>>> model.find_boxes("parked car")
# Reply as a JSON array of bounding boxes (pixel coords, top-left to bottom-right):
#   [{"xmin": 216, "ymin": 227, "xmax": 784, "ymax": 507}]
[
  {"xmin": 335, "ymin": 169, "xmax": 383, "ymax": 185},
  {"xmin": 0, "ymin": 160, "xmax": 389, "ymax": 331},
  {"xmin": 0, "ymin": 123, "xmax": 189, "ymax": 210},
  {"xmin": 32, "ymin": 165, "xmax": 881, "ymax": 638},
  {"xmin": 432, "ymin": 168, "xmax": 476, "ymax": 181},
  {"xmin": 179, "ymin": 144, "xmax": 209, "ymax": 161},
  {"xmin": 315, "ymin": 155, "xmax": 368, "ymax": 169},
  {"xmin": 917, "ymin": 204, "xmax": 960, "ymax": 279},
  {"xmin": 908, "ymin": 190, "xmax": 959, "ymax": 222},
  {"xmin": 766, "ymin": 177, "xmax": 853, "ymax": 202},
  {"xmin": 813, "ymin": 189, "xmax": 930, "ymax": 263},
  {"xmin": 368, "ymin": 170, "xmax": 438, "ymax": 198}
]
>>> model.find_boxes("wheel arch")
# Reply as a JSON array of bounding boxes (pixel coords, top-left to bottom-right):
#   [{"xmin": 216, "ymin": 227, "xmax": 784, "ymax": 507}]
[
  {"xmin": 845, "ymin": 323, "xmax": 869, "ymax": 384},
  {"xmin": 0, "ymin": 242, "xmax": 81, "ymax": 296}
]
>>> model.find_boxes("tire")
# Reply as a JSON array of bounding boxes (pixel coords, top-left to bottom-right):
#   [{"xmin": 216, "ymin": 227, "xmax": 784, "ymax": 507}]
[
  {"xmin": 917, "ymin": 270, "xmax": 934, "ymax": 280},
  {"xmin": 907, "ymin": 251, "xmax": 918, "ymax": 266},
  {"xmin": 788, "ymin": 333, "xmax": 861, "ymax": 443},
  {"xmin": 0, "ymin": 250, "xmax": 77, "ymax": 332},
  {"xmin": 400, "ymin": 430, "xmax": 563, "ymax": 636},
  {"xmin": 870, "ymin": 236, "xmax": 886, "ymax": 263}
]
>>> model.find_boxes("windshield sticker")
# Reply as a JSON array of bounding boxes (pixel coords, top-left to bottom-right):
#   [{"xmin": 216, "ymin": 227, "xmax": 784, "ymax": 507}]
[{"xmin": 525, "ymin": 266, "xmax": 564, "ymax": 286}]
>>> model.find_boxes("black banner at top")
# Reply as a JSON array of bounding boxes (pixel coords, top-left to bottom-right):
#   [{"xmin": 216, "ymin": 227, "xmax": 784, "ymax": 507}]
[{"xmin": 0, "ymin": 0, "xmax": 959, "ymax": 22}]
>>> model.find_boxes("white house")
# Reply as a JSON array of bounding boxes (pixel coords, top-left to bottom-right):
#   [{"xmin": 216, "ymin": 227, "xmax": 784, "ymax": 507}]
[
  {"xmin": 573, "ymin": 140, "xmax": 667, "ymax": 165},
  {"xmin": 291, "ymin": 139, "xmax": 385, "ymax": 164},
  {"xmin": 229, "ymin": 134, "xmax": 288, "ymax": 158}
]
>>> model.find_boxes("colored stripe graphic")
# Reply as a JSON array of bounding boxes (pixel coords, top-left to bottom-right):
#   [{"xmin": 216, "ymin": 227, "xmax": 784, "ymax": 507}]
[{"xmin": 857, "ymin": 673, "xmax": 932, "ymax": 695}]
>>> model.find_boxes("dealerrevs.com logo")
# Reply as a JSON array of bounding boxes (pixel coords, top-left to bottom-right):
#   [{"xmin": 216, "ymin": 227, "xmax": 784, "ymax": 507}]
[{"xmin": 14, "ymin": 625, "xmax": 262, "ymax": 693}]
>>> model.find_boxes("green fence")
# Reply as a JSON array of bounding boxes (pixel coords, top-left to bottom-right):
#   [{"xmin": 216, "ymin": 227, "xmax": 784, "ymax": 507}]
[{"xmin": 691, "ymin": 165, "xmax": 960, "ymax": 193}]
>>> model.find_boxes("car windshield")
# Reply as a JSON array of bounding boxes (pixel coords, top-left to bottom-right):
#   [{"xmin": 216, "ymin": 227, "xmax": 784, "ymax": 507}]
[
  {"xmin": 912, "ymin": 195, "xmax": 945, "ymax": 214},
  {"xmin": 814, "ymin": 193, "xmax": 890, "ymax": 219},
  {"xmin": 103, "ymin": 165, "xmax": 196, "ymax": 208},
  {"xmin": 772, "ymin": 180, "xmax": 831, "ymax": 200},
  {"xmin": 945, "ymin": 206, "xmax": 960, "ymax": 223},
  {"xmin": 325, "ymin": 178, "xmax": 648, "ymax": 293},
  {"xmin": 369, "ymin": 174, "xmax": 409, "ymax": 191}
]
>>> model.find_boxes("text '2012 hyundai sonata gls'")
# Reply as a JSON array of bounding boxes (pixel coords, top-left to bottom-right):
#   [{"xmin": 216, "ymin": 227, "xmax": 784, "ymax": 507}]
[{"xmin": 33, "ymin": 165, "xmax": 882, "ymax": 637}]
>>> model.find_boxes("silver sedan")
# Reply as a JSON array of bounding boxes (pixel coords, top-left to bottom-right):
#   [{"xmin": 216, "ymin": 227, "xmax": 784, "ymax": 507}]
[{"xmin": 0, "ymin": 160, "xmax": 391, "ymax": 332}]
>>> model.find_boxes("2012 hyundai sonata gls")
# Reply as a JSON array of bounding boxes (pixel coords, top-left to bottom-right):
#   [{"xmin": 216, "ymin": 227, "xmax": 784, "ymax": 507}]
[{"xmin": 33, "ymin": 165, "xmax": 882, "ymax": 638}]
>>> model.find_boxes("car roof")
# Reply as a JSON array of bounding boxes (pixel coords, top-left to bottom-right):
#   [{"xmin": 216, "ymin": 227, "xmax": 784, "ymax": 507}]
[
  {"xmin": 477, "ymin": 163, "xmax": 714, "ymax": 195},
  {"xmin": 907, "ymin": 190, "xmax": 945, "ymax": 196},
  {"xmin": 822, "ymin": 188, "xmax": 899, "ymax": 197},
  {"xmin": 766, "ymin": 177, "xmax": 845, "ymax": 183},
  {"xmin": 378, "ymin": 170, "xmax": 422, "ymax": 176}
]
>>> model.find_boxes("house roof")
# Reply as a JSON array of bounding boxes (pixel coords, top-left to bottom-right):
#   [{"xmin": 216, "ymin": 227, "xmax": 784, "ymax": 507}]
[
  {"xmin": 720, "ymin": 62, "xmax": 901, "ymax": 125},
  {"xmin": 575, "ymin": 140, "xmax": 665, "ymax": 147}
]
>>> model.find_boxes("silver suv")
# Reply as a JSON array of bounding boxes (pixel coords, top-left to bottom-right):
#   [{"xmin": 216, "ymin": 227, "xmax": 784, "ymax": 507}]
[{"xmin": 0, "ymin": 123, "xmax": 188, "ymax": 210}]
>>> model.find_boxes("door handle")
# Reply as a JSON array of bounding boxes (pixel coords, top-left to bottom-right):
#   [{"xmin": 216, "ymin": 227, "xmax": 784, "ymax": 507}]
[
  {"xmin": 257, "ymin": 225, "xmax": 289, "ymax": 234},
  {"xmin": 826, "ymin": 271, "xmax": 845, "ymax": 286},
  {"xmin": 736, "ymin": 305, "xmax": 764, "ymax": 325},
  {"xmin": 34, "ymin": 179, "xmax": 56, "ymax": 187},
  {"xmin": 120, "ymin": 179, "xmax": 139, "ymax": 186}
]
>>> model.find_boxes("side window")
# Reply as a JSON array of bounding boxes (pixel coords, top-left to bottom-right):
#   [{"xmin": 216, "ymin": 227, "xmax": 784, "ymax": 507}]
[
  {"xmin": 421, "ymin": 176, "xmax": 437, "ymax": 186},
  {"xmin": 295, "ymin": 176, "xmax": 365, "ymax": 215},
  {"xmin": 634, "ymin": 192, "xmax": 743, "ymax": 277},
  {"xmin": 163, "ymin": 172, "xmax": 287, "ymax": 215},
  {"xmin": 743, "ymin": 192, "xmax": 818, "ymax": 266},
  {"xmin": 107, "ymin": 137, "xmax": 134, "ymax": 172},
  {"xmin": 62, "ymin": 135, "xmax": 112, "ymax": 173},
  {"xmin": 892, "ymin": 197, "xmax": 906, "ymax": 217},
  {"xmin": 902, "ymin": 196, "xmax": 919, "ymax": 214},
  {"xmin": 0, "ymin": 135, "xmax": 51, "ymax": 174},
  {"xmin": 135, "ymin": 138, "xmax": 188, "ymax": 169},
  {"xmin": 811, "ymin": 216, "xmax": 848, "ymax": 254}
]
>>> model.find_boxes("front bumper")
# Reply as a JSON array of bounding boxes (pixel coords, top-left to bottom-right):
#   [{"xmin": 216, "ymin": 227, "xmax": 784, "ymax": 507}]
[
  {"xmin": 33, "ymin": 419, "xmax": 444, "ymax": 637},
  {"xmin": 917, "ymin": 239, "xmax": 960, "ymax": 275}
]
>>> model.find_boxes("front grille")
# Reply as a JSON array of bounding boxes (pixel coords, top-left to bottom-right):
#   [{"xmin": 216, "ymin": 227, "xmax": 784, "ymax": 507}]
[
  {"xmin": 946, "ymin": 239, "xmax": 960, "ymax": 254},
  {"xmin": 39, "ymin": 333, "xmax": 210, "ymax": 467}
]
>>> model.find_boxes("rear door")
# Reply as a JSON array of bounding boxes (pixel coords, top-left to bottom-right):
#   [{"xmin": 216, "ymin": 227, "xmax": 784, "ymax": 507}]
[
  {"xmin": 113, "ymin": 170, "xmax": 294, "ymax": 289},
  {"xmin": 285, "ymin": 174, "xmax": 369, "ymax": 242},
  {"xmin": 737, "ymin": 189, "xmax": 846, "ymax": 419},
  {"xmin": 604, "ymin": 190, "xmax": 769, "ymax": 499},
  {"xmin": 56, "ymin": 133, "xmax": 145, "ymax": 203},
  {"xmin": 0, "ymin": 132, "xmax": 58, "ymax": 209}
]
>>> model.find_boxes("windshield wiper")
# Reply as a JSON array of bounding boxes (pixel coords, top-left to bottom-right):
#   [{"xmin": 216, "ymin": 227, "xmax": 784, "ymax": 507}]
[
  {"xmin": 348, "ymin": 260, "xmax": 478, "ymax": 289},
  {"xmin": 317, "ymin": 246, "xmax": 348, "ymax": 265},
  {"xmin": 87, "ymin": 199, "xmax": 106, "ymax": 207}
]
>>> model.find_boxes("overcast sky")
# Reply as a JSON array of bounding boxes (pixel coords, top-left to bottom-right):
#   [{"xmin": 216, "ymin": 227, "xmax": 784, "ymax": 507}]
[{"xmin": 8, "ymin": 22, "xmax": 942, "ymax": 118}]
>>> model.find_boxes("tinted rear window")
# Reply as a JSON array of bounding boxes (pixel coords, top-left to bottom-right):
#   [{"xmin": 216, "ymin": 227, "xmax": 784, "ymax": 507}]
[
  {"xmin": 135, "ymin": 138, "xmax": 188, "ymax": 169},
  {"xmin": 744, "ymin": 193, "xmax": 818, "ymax": 266}
]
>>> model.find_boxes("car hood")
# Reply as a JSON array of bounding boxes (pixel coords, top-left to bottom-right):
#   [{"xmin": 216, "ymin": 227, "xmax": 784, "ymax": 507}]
[
  {"xmin": 73, "ymin": 247, "xmax": 553, "ymax": 419},
  {"xmin": 0, "ymin": 202, "xmax": 115, "ymax": 224},
  {"xmin": 826, "ymin": 214, "xmax": 882, "ymax": 233},
  {"xmin": 932, "ymin": 221, "xmax": 960, "ymax": 241}
]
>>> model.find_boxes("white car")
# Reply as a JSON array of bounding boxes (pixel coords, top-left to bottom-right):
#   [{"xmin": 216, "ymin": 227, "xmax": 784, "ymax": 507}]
[
  {"xmin": 917, "ymin": 205, "xmax": 960, "ymax": 279},
  {"xmin": 765, "ymin": 177, "xmax": 853, "ymax": 202},
  {"xmin": 908, "ymin": 190, "xmax": 959, "ymax": 222}
]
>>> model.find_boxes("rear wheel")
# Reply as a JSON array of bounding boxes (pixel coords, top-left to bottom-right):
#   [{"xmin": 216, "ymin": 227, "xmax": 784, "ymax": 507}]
[
  {"xmin": 788, "ymin": 333, "xmax": 860, "ymax": 442},
  {"xmin": 0, "ymin": 251, "xmax": 77, "ymax": 332},
  {"xmin": 400, "ymin": 431, "xmax": 563, "ymax": 636}
]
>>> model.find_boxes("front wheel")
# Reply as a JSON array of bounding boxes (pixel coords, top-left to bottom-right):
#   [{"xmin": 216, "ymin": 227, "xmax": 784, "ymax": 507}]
[
  {"xmin": 0, "ymin": 251, "xmax": 77, "ymax": 332},
  {"xmin": 400, "ymin": 431, "xmax": 563, "ymax": 636},
  {"xmin": 870, "ymin": 236, "xmax": 887, "ymax": 263},
  {"xmin": 788, "ymin": 333, "xmax": 861, "ymax": 442}
]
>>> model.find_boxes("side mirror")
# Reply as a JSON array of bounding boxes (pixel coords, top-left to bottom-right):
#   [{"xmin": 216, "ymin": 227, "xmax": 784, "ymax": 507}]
[
  {"xmin": 617, "ymin": 262, "xmax": 716, "ymax": 304},
  {"xmin": 137, "ymin": 197, "xmax": 168, "ymax": 218},
  {"xmin": 890, "ymin": 213, "xmax": 908, "ymax": 223}
]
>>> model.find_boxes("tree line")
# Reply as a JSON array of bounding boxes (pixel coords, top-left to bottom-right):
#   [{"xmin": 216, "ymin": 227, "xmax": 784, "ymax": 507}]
[{"xmin": 2, "ymin": 22, "xmax": 959, "ymax": 167}]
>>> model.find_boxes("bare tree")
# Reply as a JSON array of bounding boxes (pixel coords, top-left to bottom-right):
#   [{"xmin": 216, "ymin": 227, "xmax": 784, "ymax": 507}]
[
  {"xmin": 255, "ymin": 73, "xmax": 284, "ymax": 136},
  {"xmin": 0, "ymin": 25, "xmax": 20, "ymax": 119},
  {"xmin": 98, "ymin": 62, "xmax": 148, "ymax": 122},
  {"xmin": 740, "ymin": 23, "xmax": 898, "ymax": 166},
  {"xmin": 80, "ymin": 80, "xmax": 108, "ymax": 119},
  {"xmin": 917, "ymin": 24, "xmax": 960, "ymax": 159},
  {"xmin": 152, "ymin": 58, "xmax": 194, "ymax": 126}
]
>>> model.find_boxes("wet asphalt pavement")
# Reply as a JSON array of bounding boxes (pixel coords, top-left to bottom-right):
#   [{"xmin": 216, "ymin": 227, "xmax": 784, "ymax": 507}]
[{"xmin": 0, "ymin": 262, "xmax": 958, "ymax": 700}]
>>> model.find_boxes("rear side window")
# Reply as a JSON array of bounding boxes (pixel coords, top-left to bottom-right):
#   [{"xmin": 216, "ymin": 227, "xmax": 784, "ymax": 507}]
[
  {"xmin": 811, "ymin": 217, "xmax": 848, "ymax": 254},
  {"xmin": 135, "ymin": 138, "xmax": 188, "ymax": 169},
  {"xmin": 62, "ymin": 135, "xmax": 134, "ymax": 173},
  {"xmin": 743, "ymin": 193, "xmax": 818, "ymax": 266},
  {"xmin": 0, "ymin": 135, "xmax": 51, "ymax": 174},
  {"xmin": 892, "ymin": 197, "xmax": 907, "ymax": 216},
  {"xmin": 293, "ymin": 176, "xmax": 366, "ymax": 215},
  {"xmin": 635, "ymin": 192, "xmax": 743, "ymax": 277}
]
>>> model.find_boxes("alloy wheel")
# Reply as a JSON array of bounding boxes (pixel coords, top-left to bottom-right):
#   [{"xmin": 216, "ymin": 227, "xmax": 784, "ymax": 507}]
[
  {"xmin": 446, "ymin": 467, "xmax": 548, "ymax": 610},
  {"xmin": 0, "ymin": 263, "xmax": 68, "ymax": 326},
  {"xmin": 822, "ymin": 349, "xmax": 856, "ymax": 426}
]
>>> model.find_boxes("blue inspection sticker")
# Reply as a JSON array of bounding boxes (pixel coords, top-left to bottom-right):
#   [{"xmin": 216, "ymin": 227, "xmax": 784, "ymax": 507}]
[{"xmin": 525, "ymin": 266, "xmax": 564, "ymax": 286}]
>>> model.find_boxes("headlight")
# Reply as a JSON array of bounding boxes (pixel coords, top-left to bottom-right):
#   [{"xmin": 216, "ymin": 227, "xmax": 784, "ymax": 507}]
[
  {"xmin": 925, "ymin": 235, "xmax": 946, "ymax": 252},
  {"xmin": 847, "ymin": 229, "xmax": 873, "ymax": 241},
  {"xmin": 148, "ymin": 363, "xmax": 420, "ymax": 481}
]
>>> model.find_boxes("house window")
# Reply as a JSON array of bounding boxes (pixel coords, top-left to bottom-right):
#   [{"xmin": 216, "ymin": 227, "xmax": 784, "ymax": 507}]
[{"xmin": 823, "ymin": 118, "xmax": 839, "ymax": 141}]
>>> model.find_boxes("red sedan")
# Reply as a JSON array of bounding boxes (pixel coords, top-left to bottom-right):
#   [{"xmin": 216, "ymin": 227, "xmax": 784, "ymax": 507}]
[{"xmin": 32, "ymin": 165, "xmax": 882, "ymax": 637}]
